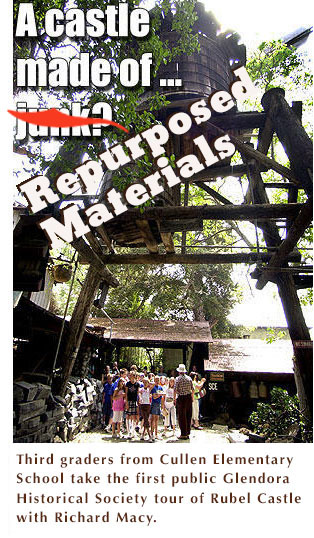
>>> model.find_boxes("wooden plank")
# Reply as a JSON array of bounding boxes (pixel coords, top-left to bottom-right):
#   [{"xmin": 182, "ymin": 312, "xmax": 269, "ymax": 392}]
[
  {"xmin": 159, "ymin": 219, "xmax": 203, "ymax": 233},
  {"xmin": 98, "ymin": 251, "xmax": 301, "ymax": 265},
  {"xmin": 121, "ymin": 203, "xmax": 304, "ymax": 222},
  {"xmin": 135, "ymin": 219, "xmax": 159, "ymax": 253},
  {"xmin": 210, "ymin": 111, "xmax": 266, "ymax": 131}
]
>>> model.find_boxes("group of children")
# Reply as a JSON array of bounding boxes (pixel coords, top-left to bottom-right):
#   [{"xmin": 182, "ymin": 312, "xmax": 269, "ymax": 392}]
[{"xmin": 102, "ymin": 366, "xmax": 177, "ymax": 442}]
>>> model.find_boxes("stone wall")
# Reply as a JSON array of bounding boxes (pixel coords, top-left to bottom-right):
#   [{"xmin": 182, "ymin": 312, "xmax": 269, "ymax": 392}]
[
  {"xmin": 13, "ymin": 381, "xmax": 64, "ymax": 443},
  {"xmin": 13, "ymin": 377, "xmax": 103, "ymax": 443}
]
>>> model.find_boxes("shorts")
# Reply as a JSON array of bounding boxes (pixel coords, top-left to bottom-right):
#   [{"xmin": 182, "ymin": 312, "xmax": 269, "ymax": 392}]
[
  {"xmin": 150, "ymin": 401, "xmax": 161, "ymax": 416},
  {"xmin": 112, "ymin": 410, "xmax": 123, "ymax": 423},
  {"xmin": 126, "ymin": 401, "xmax": 138, "ymax": 415}
]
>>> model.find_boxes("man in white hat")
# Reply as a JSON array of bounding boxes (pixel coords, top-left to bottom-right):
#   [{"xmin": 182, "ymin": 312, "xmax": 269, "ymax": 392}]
[{"xmin": 174, "ymin": 364, "xmax": 193, "ymax": 440}]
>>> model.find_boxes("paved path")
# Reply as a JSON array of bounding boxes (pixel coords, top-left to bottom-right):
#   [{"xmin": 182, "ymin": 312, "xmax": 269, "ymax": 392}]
[{"xmin": 71, "ymin": 426, "xmax": 231, "ymax": 443}]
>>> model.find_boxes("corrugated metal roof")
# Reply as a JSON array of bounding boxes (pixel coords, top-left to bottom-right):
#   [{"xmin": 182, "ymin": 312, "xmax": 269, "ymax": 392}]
[
  {"xmin": 88, "ymin": 318, "xmax": 213, "ymax": 344},
  {"xmin": 206, "ymin": 339, "xmax": 294, "ymax": 374}
]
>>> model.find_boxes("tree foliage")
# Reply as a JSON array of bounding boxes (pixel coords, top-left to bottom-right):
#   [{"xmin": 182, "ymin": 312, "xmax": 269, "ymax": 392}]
[
  {"xmin": 249, "ymin": 387, "xmax": 312, "ymax": 442},
  {"xmin": 246, "ymin": 40, "xmax": 311, "ymax": 91},
  {"xmin": 14, "ymin": 0, "xmax": 199, "ymax": 180}
]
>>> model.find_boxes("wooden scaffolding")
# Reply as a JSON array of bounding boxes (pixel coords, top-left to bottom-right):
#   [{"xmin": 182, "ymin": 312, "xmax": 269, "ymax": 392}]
[{"xmin": 52, "ymin": 4, "xmax": 312, "ymax": 421}]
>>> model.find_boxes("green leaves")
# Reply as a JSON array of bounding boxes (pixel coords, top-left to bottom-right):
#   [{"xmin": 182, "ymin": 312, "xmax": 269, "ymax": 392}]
[
  {"xmin": 249, "ymin": 386, "xmax": 312, "ymax": 442},
  {"xmin": 246, "ymin": 39, "xmax": 310, "ymax": 92}
]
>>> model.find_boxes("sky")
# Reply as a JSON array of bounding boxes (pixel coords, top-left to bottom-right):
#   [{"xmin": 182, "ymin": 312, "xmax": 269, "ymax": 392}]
[{"xmin": 201, "ymin": 0, "xmax": 312, "ymax": 51}]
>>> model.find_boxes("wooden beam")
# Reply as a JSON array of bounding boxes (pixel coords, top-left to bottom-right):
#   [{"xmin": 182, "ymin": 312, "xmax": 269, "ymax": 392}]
[
  {"xmin": 195, "ymin": 183, "xmax": 232, "ymax": 205},
  {"xmin": 192, "ymin": 164, "xmax": 250, "ymax": 182},
  {"xmin": 98, "ymin": 251, "xmax": 301, "ymax": 265},
  {"xmin": 256, "ymin": 198, "xmax": 313, "ymax": 290},
  {"xmin": 229, "ymin": 133, "xmax": 297, "ymax": 183},
  {"xmin": 96, "ymin": 226, "xmax": 116, "ymax": 253},
  {"xmin": 159, "ymin": 219, "xmax": 203, "ymax": 233},
  {"xmin": 135, "ymin": 219, "xmax": 159, "ymax": 253},
  {"xmin": 291, "ymin": 101, "xmax": 303, "ymax": 121},
  {"xmin": 72, "ymin": 237, "xmax": 119, "ymax": 287},
  {"xmin": 287, "ymin": 184, "xmax": 299, "ymax": 231},
  {"xmin": 120, "ymin": 203, "xmax": 304, "ymax": 222},
  {"xmin": 264, "ymin": 183, "xmax": 298, "ymax": 189},
  {"xmin": 85, "ymin": 231, "xmax": 105, "ymax": 258},
  {"xmin": 209, "ymin": 111, "xmax": 266, "ymax": 131},
  {"xmin": 251, "ymin": 268, "xmax": 313, "ymax": 289},
  {"xmin": 207, "ymin": 120, "xmax": 297, "ymax": 183},
  {"xmin": 257, "ymin": 104, "xmax": 275, "ymax": 155}
]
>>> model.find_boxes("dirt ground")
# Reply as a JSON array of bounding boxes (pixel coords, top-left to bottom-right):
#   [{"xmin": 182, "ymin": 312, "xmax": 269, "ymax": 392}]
[{"xmin": 71, "ymin": 425, "xmax": 233, "ymax": 443}]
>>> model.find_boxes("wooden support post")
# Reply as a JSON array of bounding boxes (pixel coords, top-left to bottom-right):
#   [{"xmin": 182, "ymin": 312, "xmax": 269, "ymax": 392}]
[
  {"xmin": 261, "ymin": 88, "xmax": 313, "ymax": 195},
  {"xmin": 85, "ymin": 231, "xmax": 105, "ymax": 258},
  {"xmin": 246, "ymin": 134, "xmax": 312, "ymax": 422},
  {"xmin": 287, "ymin": 185, "xmax": 299, "ymax": 231},
  {"xmin": 277, "ymin": 274, "xmax": 313, "ymax": 422},
  {"xmin": 96, "ymin": 226, "xmax": 116, "ymax": 253},
  {"xmin": 160, "ymin": 233, "xmax": 175, "ymax": 253},
  {"xmin": 181, "ymin": 180, "xmax": 189, "ymax": 254},
  {"xmin": 72, "ymin": 237, "xmax": 119, "ymax": 287},
  {"xmin": 157, "ymin": 221, "xmax": 175, "ymax": 253},
  {"xmin": 256, "ymin": 197, "xmax": 313, "ymax": 289},
  {"xmin": 58, "ymin": 266, "xmax": 103, "ymax": 396},
  {"xmin": 135, "ymin": 220, "xmax": 159, "ymax": 253}
]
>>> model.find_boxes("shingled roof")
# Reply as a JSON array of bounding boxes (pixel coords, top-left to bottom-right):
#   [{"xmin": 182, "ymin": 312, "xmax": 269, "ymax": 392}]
[
  {"xmin": 206, "ymin": 339, "xmax": 294, "ymax": 374},
  {"xmin": 88, "ymin": 318, "xmax": 213, "ymax": 344}
]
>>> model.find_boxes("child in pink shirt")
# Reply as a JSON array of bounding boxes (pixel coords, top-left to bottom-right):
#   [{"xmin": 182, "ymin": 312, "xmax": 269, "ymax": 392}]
[{"xmin": 112, "ymin": 379, "xmax": 125, "ymax": 438}]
